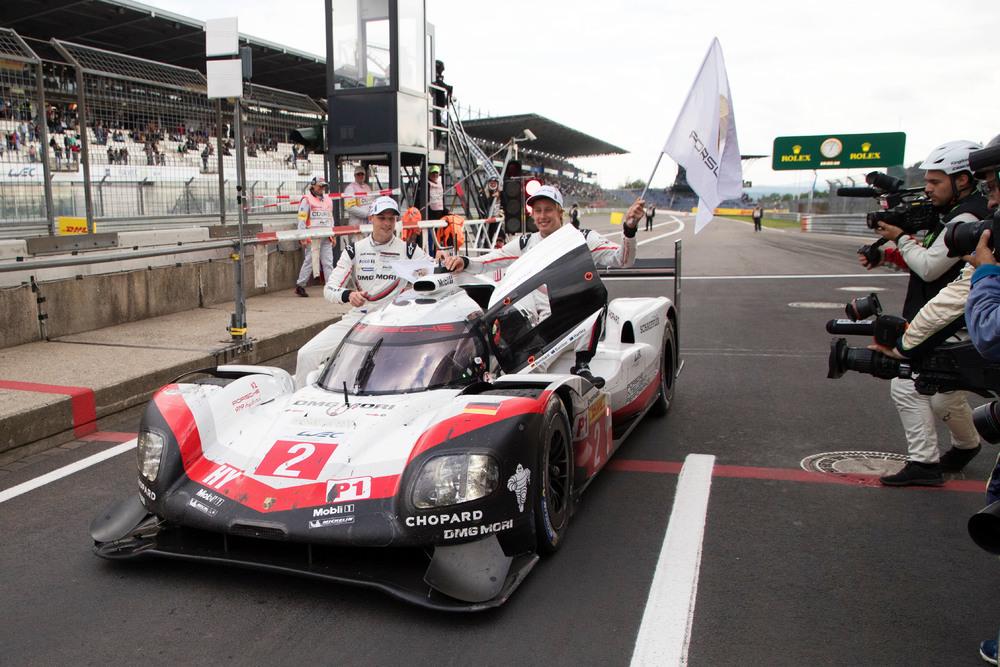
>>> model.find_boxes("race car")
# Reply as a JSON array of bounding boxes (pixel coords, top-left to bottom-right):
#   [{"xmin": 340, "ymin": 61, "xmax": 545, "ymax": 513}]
[{"xmin": 90, "ymin": 224, "xmax": 680, "ymax": 611}]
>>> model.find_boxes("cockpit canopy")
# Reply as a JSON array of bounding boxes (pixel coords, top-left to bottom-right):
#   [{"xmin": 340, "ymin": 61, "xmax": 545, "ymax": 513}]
[{"xmin": 319, "ymin": 322, "xmax": 489, "ymax": 395}]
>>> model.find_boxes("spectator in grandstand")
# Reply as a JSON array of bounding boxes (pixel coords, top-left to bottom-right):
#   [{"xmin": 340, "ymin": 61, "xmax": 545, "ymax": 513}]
[
  {"xmin": 67, "ymin": 135, "xmax": 79, "ymax": 165},
  {"xmin": 112, "ymin": 129, "xmax": 124, "ymax": 143},
  {"xmin": 52, "ymin": 139, "xmax": 63, "ymax": 169},
  {"xmin": 428, "ymin": 165, "xmax": 447, "ymax": 220},
  {"xmin": 120, "ymin": 147, "xmax": 129, "ymax": 165},
  {"xmin": 106, "ymin": 146, "xmax": 114, "ymax": 166},
  {"xmin": 27, "ymin": 144, "xmax": 36, "ymax": 163},
  {"xmin": 201, "ymin": 144, "xmax": 210, "ymax": 171},
  {"xmin": 343, "ymin": 165, "xmax": 372, "ymax": 223},
  {"xmin": 294, "ymin": 176, "xmax": 337, "ymax": 298}
]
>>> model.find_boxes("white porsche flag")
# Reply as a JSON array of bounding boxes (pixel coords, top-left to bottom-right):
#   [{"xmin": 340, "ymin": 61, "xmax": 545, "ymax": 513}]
[{"xmin": 663, "ymin": 38, "xmax": 743, "ymax": 233}]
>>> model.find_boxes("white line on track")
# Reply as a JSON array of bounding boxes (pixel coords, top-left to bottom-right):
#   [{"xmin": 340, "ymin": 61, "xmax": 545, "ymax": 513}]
[
  {"xmin": 630, "ymin": 453, "xmax": 715, "ymax": 667},
  {"xmin": 0, "ymin": 439, "xmax": 136, "ymax": 504},
  {"xmin": 599, "ymin": 215, "xmax": 686, "ymax": 246},
  {"xmin": 638, "ymin": 216, "xmax": 685, "ymax": 247}
]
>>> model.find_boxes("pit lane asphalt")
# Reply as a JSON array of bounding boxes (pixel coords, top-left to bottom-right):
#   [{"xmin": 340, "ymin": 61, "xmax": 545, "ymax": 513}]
[{"xmin": 2, "ymin": 214, "xmax": 997, "ymax": 666}]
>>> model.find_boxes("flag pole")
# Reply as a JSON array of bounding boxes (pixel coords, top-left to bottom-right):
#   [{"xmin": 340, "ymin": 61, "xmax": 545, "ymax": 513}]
[{"xmin": 637, "ymin": 152, "xmax": 665, "ymax": 204}]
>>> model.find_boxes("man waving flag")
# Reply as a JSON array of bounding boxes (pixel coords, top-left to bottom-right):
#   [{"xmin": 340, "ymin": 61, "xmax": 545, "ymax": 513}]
[{"xmin": 664, "ymin": 38, "xmax": 743, "ymax": 233}]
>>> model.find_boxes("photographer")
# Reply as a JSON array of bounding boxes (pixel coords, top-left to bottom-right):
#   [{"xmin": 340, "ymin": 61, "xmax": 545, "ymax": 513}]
[
  {"xmin": 861, "ymin": 140, "xmax": 990, "ymax": 486},
  {"xmin": 965, "ymin": 136, "xmax": 1000, "ymax": 362}
]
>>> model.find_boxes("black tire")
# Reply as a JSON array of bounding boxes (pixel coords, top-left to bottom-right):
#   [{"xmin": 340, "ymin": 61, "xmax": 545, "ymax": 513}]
[
  {"xmin": 649, "ymin": 320, "xmax": 677, "ymax": 417},
  {"xmin": 533, "ymin": 397, "xmax": 573, "ymax": 554}
]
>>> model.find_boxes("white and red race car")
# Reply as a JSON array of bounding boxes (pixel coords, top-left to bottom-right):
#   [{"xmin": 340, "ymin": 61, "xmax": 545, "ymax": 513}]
[{"xmin": 91, "ymin": 224, "xmax": 680, "ymax": 611}]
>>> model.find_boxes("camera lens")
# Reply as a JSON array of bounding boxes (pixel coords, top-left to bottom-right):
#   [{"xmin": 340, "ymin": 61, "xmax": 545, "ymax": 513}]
[
  {"xmin": 827, "ymin": 338, "xmax": 901, "ymax": 380},
  {"xmin": 973, "ymin": 401, "xmax": 1000, "ymax": 444},
  {"xmin": 968, "ymin": 500, "xmax": 1000, "ymax": 555},
  {"xmin": 944, "ymin": 218, "xmax": 992, "ymax": 258},
  {"xmin": 846, "ymin": 293, "xmax": 882, "ymax": 321}
]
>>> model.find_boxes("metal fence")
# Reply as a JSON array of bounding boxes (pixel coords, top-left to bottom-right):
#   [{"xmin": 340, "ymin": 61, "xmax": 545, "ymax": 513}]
[
  {"xmin": 0, "ymin": 29, "xmax": 52, "ymax": 226},
  {"xmin": 0, "ymin": 31, "xmax": 327, "ymax": 235}
]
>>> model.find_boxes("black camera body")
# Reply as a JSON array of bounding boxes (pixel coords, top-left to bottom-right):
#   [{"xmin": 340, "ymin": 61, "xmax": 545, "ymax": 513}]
[
  {"xmin": 865, "ymin": 199, "xmax": 938, "ymax": 234},
  {"xmin": 943, "ymin": 211, "xmax": 997, "ymax": 258},
  {"xmin": 839, "ymin": 171, "xmax": 941, "ymax": 266},
  {"xmin": 944, "ymin": 144, "xmax": 1000, "ymax": 258},
  {"xmin": 825, "ymin": 312, "xmax": 1000, "ymax": 443}
]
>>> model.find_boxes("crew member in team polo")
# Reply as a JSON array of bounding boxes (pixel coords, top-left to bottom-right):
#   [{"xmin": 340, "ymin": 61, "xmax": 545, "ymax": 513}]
[
  {"xmin": 293, "ymin": 195, "xmax": 431, "ymax": 389},
  {"xmin": 343, "ymin": 165, "xmax": 372, "ymax": 223},
  {"xmin": 294, "ymin": 176, "xmax": 335, "ymax": 297},
  {"xmin": 440, "ymin": 184, "xmax": 644, "ymax": 387}
]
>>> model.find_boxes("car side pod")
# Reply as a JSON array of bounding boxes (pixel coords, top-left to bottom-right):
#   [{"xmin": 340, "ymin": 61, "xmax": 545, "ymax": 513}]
[
  {"xmin": 424, "ymin": 535, "xmax": 514, "ymax": 603},
  {"xmin": 90, "ymin": 495, "xmax": 157, "ymax": 556}
]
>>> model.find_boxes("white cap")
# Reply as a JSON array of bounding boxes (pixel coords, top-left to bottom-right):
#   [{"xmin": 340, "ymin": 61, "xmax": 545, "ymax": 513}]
[
  {"xmin": 369, "ymin": 195, "xmax": 400, "ymax": 215},
  {"xmin": 526, "ymin": 184, "xmax": 563, "ymax": 207}
]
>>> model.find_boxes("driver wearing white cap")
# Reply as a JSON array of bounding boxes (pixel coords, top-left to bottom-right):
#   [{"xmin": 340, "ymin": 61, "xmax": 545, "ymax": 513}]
[
  {"xmin": 440, "ymin": 184, "xmax": 645, "ymax": 386},
  {"xmin": 293, "ymin": 195, "xmax": 431, "ymax": 388}
]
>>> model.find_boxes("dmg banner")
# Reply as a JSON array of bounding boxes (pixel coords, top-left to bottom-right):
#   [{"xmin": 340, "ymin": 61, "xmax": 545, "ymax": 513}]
[{"xmin": 772, "ymin": 132, "xmax": 905, "ymax": 170}]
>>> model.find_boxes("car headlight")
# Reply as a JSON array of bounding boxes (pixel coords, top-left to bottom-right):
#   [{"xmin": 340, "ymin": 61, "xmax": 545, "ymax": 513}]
[
  {"xmin": 411, "ymin": 454, "xmax": 499, "ymax": 509},
  {"xmin": 137, "ymin": 430, "xmax": 165, "ymax": 482}
]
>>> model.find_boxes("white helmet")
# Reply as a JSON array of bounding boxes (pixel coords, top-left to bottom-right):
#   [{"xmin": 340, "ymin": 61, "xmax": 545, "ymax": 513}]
[{"xmin": 918, "ymin": 140, "xmax": 982, "ymax": 175}]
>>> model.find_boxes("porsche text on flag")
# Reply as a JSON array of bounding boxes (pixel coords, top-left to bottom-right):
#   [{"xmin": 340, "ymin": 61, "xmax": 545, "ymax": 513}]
[{"xmin": 663, "ymin": 38, "xmax": 743, "ymax": 233}]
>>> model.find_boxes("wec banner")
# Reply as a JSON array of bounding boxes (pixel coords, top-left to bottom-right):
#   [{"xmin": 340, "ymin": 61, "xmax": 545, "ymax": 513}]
[{"xmin": 663, "ymin": 38, "xmax": 743, "ymax": 233}]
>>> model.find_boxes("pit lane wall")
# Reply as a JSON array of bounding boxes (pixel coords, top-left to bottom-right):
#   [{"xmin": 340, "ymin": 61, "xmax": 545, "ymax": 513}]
[{"xmin": 0, "ymin": 227, "xmax": 304, "ymax": 349}]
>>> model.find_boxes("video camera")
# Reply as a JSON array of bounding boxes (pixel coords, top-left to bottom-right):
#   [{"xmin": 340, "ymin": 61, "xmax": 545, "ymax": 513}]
[
  {"xmin": 943, "ymin": 144, "xmax": 1000, "ymax": 258},
  {"xmin": 825, "ymin": 310, "xmax": 1000, "ymax": 442},
  {"xmin": 838, "ymin": 172, "xmax": 939, "ymax": 266}
]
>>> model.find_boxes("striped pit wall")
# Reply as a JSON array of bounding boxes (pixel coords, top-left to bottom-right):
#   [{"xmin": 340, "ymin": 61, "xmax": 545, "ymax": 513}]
[{"xmin": 800, "ymin": 214, "xmax": 868, "ymax": 236}]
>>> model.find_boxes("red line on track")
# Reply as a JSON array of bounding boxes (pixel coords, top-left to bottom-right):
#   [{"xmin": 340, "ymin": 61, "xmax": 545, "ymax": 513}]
[
  {"xmin": 0, "ymin": 380, "xmax": 97, "ymax": 438},
  {"xmin": 608, "ymin": 459, "xmax": 986, "ymax": 493}
]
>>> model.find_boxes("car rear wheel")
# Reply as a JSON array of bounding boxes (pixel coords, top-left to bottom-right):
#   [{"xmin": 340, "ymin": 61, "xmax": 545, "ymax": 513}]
[
  {"xmin": 650, "ymin": 320, "xmax": 676, "ymax": 417},
  {"xmin": 534, "ymin": 396, "xmax": 573, "ymax": 554}
]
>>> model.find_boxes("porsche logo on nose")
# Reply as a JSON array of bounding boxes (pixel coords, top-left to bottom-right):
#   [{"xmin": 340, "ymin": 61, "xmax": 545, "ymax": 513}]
[{"xmin": 263, "ymin": 497, "xmax": 277, "ymax": 509}]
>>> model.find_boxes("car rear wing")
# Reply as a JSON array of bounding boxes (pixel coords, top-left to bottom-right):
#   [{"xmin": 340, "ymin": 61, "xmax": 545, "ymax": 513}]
[{"xmin": 598, "ymin": 239, "xmax": 682, "ymax": 358}]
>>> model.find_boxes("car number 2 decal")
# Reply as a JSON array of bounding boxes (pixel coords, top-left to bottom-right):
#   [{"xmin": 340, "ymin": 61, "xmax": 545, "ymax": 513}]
[{"xmin": 256, "ymin": 440, "xmax": 338, "ymax": 479}]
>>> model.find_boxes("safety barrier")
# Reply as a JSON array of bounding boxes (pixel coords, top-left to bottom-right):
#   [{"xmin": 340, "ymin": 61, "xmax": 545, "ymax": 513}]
[{"xmin": 800, "ymin": 214, "xmax": 868, "ymax": 237}]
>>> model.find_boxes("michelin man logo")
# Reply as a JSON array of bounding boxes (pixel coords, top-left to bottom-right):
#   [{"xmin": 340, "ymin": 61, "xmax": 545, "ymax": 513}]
[{"xmin": 507, "ymin": 464, "xmax": 531, "ymax": 512}]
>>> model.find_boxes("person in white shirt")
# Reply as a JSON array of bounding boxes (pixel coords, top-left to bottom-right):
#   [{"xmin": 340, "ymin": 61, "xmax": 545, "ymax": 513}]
[
  {"xmin": 294, "ymin": 176, "xmax": 335, "ymax": 297},
  {"xmin": 343, "ymin": 165, "xmax": 372, "ymax": 223},
  {"xmin": 293, "ymin": 196, "xmax": 431, "ymax": 388},
  {"xmin": 440, "ymin": 184, "xmax": 644, "ymax": 386},
  {"xmin": 428, "ymin": 165, "xmax": 447, "ymax": 219}
]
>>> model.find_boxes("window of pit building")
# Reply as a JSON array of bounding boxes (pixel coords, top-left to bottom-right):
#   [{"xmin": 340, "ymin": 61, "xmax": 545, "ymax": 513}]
[
  {"xmin": 332, "ymin": 0, "xmax": 392, "ymax": 90},
  {"xmin": 397, "ymin": 0, "xmax": 424, "ymax": 94}
]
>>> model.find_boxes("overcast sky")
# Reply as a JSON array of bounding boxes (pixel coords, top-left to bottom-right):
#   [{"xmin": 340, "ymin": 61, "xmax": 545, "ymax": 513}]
[{"xmin": 145, "ymin": 0, "xmax": 1000, "ymax": 191}]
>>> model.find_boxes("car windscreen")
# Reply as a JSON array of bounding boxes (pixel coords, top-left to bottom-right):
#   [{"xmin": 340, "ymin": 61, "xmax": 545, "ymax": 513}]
[{"xmin": 318, "ymin": 322, "xmax": 489, "ymax": 395}]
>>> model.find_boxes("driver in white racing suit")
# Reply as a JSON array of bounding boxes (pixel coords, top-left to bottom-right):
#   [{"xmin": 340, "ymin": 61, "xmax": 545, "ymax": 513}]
[
  {"xmin": 294, "ymin": 196, "xmax": 430, "ymax": 388},
  {"xmin": 440, "ymin": 184, "xmax": 644, "ymax": 387}
]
